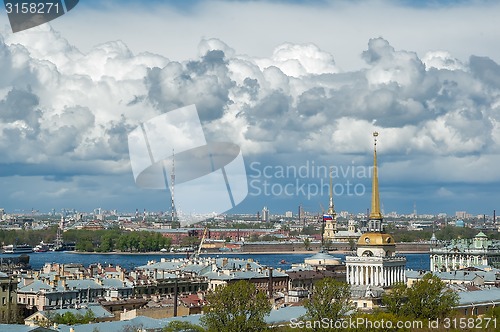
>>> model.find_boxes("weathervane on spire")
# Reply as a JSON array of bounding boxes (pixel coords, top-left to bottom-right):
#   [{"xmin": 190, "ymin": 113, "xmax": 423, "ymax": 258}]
[{"xmin": 369, "ymin": 131, "xmax": 383, "ymax": 224}]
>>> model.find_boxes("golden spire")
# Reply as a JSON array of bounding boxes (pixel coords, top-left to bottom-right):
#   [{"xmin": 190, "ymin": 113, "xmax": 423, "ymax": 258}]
[
  {"xmin": 327, "ymin": 166, "xmax": 336, "ymax": 217},
  {"xmin": 370, "ymin": 132, "xmax": 383, "ymax": 221}
]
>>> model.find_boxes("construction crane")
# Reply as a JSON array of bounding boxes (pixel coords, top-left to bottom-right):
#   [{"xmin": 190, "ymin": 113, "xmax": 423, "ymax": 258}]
[{"xmin": 193, "ymin": 227, "xmax": 208, "ymax": 258}]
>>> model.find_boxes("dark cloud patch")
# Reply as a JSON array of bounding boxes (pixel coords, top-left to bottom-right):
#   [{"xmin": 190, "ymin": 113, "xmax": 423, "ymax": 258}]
[
  {"xmin": 362, "ymin": 37, "xmax": 395, "ymax": 64},
  {"xmin": 126, "ymin": 95, "xmax": 146, "ymax": 106},
  {"xmin": 43, "ymin": 175, "xmax": 73, "ymax": 182},
  {"xmin": 297, "ymin": 87, "xmax": 327, "ymax": 117},
  {"xmin": 0, "ymin": 88, "xmax": 41, "ymax": 135},
  {"xmin": 146, "ymin": 49, "xmax": 234, "ymax": 123},
  {"xmin": 41, "ymin": 106, "xmax": 95, "ymax": 156},
  {"xmin": 106, "ymin": 115, "xmax": 136, "ymax": 157},
  {"xmin": 244, "ymin": 92, "xmax": 291, "ymax": 142},
  {"xmin": 242, "ymin": 78, "xmax": 260, "ymax": 101},
  {"xmin": 469, "ymin": 55, "xmax": 500, "ymax": 88}
]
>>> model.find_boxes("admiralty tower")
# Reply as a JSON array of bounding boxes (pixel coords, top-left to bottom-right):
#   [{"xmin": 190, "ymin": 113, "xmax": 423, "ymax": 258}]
[{"xmin": 345, "ymin": 132, "xmax": 406, "ymax": 287}]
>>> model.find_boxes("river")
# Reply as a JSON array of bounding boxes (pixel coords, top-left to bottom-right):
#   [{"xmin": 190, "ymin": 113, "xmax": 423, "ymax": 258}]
[{"xmin": 2, "ymin": 251, "xmax": 430, "ymax": 271}]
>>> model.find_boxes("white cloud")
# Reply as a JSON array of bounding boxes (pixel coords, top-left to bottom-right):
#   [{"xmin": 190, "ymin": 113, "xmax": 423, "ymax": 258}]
[
  {"xmin": 253, "ymin": 42, "xmax": 338, "ymax": 77},
  {"xmin": 422, "ymin": 51, "xmax": 466, "ymax": 71},
  {"xmin": 0, "ymin": 0, "xmax": 500, "ymax": 213}
]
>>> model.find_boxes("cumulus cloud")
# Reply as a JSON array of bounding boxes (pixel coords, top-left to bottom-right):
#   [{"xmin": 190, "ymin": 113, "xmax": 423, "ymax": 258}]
[
  {"xmin": 422, "ymin": 51, "xmax": 466, "ymax": 71},
  {"xmin": 253, "ymin": 42, "xmax": 338, "ymax": 77},
  {"xmin": 1, "ymin": 24, "xmax": 500, "ymax": 212}
]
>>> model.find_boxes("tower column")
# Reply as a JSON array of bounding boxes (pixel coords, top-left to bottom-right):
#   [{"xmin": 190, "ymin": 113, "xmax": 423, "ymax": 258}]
[
  {"xmin": 379, "ymin": 266, "xmax": 383, "ymax": 286},
  {"xmin": 352, "ymin": 265, "xmax": 356, "ymax": 285},
  {"xmin": 365, "ymin": 265, "xmax": 368, "ymax": 285},
  {"xmin": 377, "ymin": 266, "xmax": 381, "ymax": 286},
  {"xmin": 358, "ymin": 265, "xmax": 362, "ymax": 285},
  {"xmin": 355, "ymin": 266, "xmax": 359, "ymax": 285},
  {"xmin": 370, "ymin": 266, "xmax": 374, "ymax": 286},
  {"xmin": 357, "ymin": 265, "xmax": 361, "ymax": 285},
  {"xmin": 360, "ymin": 266, "xmax": 364, "ymax": 285}
]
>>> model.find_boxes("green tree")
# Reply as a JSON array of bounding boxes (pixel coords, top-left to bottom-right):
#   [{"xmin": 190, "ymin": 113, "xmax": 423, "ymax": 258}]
[
  {"xmin": 304, "ymin": 277, "xmax": 354, "ymax": 327},
  {"xmin": 52, "ymin": 310, "xmax": 96, "ymax": 325},
  {"xmin": 380, "ymin": 282, "xmax": 407, "ymax": 317},
  {"xmin": 99, "ymin": 234, "xmax": 114, "ymax": 252},
  {"xmin": 163, "ymin": 320, "xmax": 205, "ymax": 332},
  {"xmin": 81, "ymin": 310, "xmax": 96, "ymax": 324},
  {"xmin": 248, "ymin": 234, "xmax": 259, "ymax": 242},
  {"xmin": 200, "ymin": 280, "xmax": 271, "ymax": 332},
  {"xmin": 303, "ymin": 238, "xmax": 311, "ymax": 251},
  {"xmin": 383, "ymin": 273, "xmax": 459, "ymax": 320}
]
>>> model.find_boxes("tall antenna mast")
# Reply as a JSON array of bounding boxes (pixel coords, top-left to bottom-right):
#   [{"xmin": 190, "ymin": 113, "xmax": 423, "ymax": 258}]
[{"xmin": 171, "ymin": 149, "xmax": 176, "ymax": 223}]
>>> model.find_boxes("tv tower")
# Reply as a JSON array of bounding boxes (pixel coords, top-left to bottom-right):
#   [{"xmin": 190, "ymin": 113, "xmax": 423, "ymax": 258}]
[{"xmin": 171, "ymin": 149, "xmax": 177, "ymax": 223}]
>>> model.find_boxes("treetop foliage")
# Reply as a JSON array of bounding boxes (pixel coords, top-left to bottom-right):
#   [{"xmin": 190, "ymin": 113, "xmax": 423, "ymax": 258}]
[
  {"xmin": 382, "ymin": 273, "xmax": 459, "ymax": 320},
  {"xmin": 200, "ymin": 280, "xmax": 271, "ymax": 332}
]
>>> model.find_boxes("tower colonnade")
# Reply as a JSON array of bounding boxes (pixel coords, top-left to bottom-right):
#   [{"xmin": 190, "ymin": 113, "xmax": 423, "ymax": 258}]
[{"xmin": 346, "ymin": 257, "xmax": 406, "ymax": 287}]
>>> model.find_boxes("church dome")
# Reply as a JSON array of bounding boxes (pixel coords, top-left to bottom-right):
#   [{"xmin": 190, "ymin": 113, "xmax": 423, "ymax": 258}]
[{"xmin": 357, "ymin": 232, "xmax": 395, "ymax": 246}]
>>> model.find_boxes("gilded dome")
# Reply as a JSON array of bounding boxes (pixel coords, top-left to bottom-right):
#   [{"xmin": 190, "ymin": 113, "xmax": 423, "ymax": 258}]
[{"xmin": 357, "ymin": 232, "xmax": 395, "ymax": 246}]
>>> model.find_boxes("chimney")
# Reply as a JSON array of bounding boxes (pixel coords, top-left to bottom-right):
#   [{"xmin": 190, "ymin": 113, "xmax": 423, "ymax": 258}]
[
  {"xmin": 61, "ymin": 277, "xmax": 67, "ymax": 290},
  {"xmin": 23, "ymin": 278, "xmax": 34, "ymax": 287},
  {"xmin": 268, "ymin": 267, "xmax": 273, "ymax": 298},
  {"xmin": 173, "ymin": 279, "xmax": 178, "ymax": 317}
]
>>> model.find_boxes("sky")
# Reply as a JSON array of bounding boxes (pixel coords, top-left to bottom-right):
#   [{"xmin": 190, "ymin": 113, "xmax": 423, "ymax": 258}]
[{"xmin": 0, "ymin": 0, "xmax": 499, "ymax": 217}]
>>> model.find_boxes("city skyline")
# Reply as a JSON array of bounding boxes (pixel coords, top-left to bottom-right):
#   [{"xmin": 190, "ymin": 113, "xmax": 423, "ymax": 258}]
[{"xmin": 0, "ymin": 1, "xmax": 499, "ymax": 216}]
